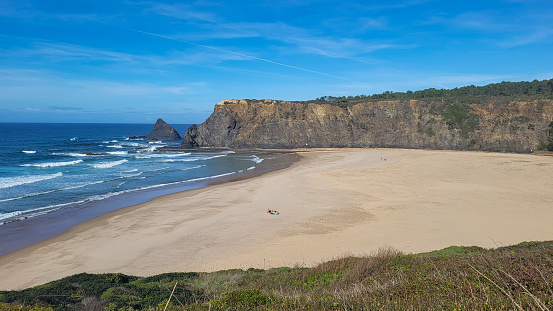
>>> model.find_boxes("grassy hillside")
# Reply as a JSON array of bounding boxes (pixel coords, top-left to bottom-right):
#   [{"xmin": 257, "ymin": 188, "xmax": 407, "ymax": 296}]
[{"xmin": 1, "ymin": 241, "xmax": 553, "ymax": 310}]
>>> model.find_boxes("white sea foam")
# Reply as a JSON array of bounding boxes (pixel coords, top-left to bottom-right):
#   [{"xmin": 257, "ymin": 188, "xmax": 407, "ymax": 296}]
[
  {"xmin": 92, "ymin": 159, "xmax": 128, "ymax": 169},
  {"xmin": 107, "ymin": 145, "xmax": 123, "ymax": 149},
  {"xmin": 178, "ymin": 165, "xmax": 204, "ymax": 171},
  {"xmin": 22, "ymin": 150, "xmax": 37, "ymax": 154},
  {"xmin": 143, "ymin": 167, "xmax": 170, "ymax": 173},
  {"xmin": 0, "ymin": 167, "xmax": 244, "ymax": 224},
  {"xmin": 0, "ymin": 199, "xmax": 88, "ymax": 224},
  {"xmin": 137, "ymin": 152, "xmax": 191, "ymax": 159},
  {"xmin": 251, "ymin": 156, "xmax": 264, "ymax": 163},
  {"xmin": 70, "ymin": 137, "xmax": 78, "ymax": 141},
  {"xmin": 52, "ymin": 152, "xmax": 92, "ymax": 157},
  {"xmin": 247, "ymin": 166, "xmax": 255, "ymax": 170},
  {"xmin": 21, "ymin": 160, "xmax": 83, "ymax": 168},
  {"xmin": 0, "ymin": 189, "xmax": 57, "ymax": 203},
  {"xmin": 0, "ymin": 179, "xmax": 107, "ymax": 203},
  {"xmin": 103, "ymin": 140, "xmax": 118, "ymax": 143},
  {"xmin": 162, "ymin": 158, "xmax": 191, "ymax": 162},
  {"xmin": 0, "ymin": 211, "xmax": 24, "ymax": 222},
  {"xmin": 107, "ymin": 151, "xmax": 129, "ymax": 155},
  {"xmin": 62, "ymin": 180, "xmax": 106, "ymax": 190},
  {"xmin": 123, "ymin": 169, "xmax": 138, "ymax": 173},
  {"xmin": 136, "ymin": 145, "xmax": 160, "ymax": 153},
  {"xmin": 203, "ymin": 154, "xmax": 228, "ymax": 160},
  {"xmin": 121, "ymin": 171, "xmax": 143, "ymax": 178},
  {"xmin": 0, "ymin": 172, "xmax": 63, "ymax": 189}
]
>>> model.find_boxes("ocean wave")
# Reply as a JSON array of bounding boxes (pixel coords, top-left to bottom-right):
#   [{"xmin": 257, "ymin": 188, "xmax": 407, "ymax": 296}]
[
  {"xmin": 0, "ymin": 179, "xmax": 108, "ymax": 203},
  {"xmin": 0, "ymin": 189, "xmax": 57, "ymax": 203},
  {"xmin": 136, "ymin": 146, "xmax": 160, "ymax": 153},
  {"xmin": 22, "ymin": 150, "xmax": 37, "ymax": 154},
  {"xmin": 178, "ymin": 165, "xmax": 205, "ymax": 171},
  {"xmin": 120, "ymin": 142, "xmax": 142, "ymax": 147},
  {"xmin": 92, "ymin": 159, "xmax": 128, "ymax": 169},
  {"xmin": 0, "ymin": 211, "xmax": 24, "ymax": 223},
  {"xmin": 107, "ymin": 151, "xmax": 129, "ymax": 155},
  {"xmin": 21, "ymin": 160, "xmax": 83, "ymax": 168},
  {"xmin": 103, "ymin": 140, "xmax": 118, "ymax": 143},
  {"xmin": 106, "ymin": 145, "xmax": 123, "ymax": 149},
  {"xmin": 251, "ymin": 155, "xmax": 264, "ymax": 163},
  {"xmin": 63, "ymin": 180, "xmax": 107, "ymax": 190},
  {"xmin": 52, "ymin": 152, "xmax": 91, "ymax": 157},
  {"xmin": 0, "ymin": 168, "xmax": 245, "ymax": 224},
  {"xmin": 0, "ymin": 172, "xmax": 63, "ymax": 189},
  {"xmin": 0, "ymin": 199, "xmax": 88, "ymax": 225},
  {"xmin": 135, "ymin": 152, "xmax": 191, "ymax": 159},
  {"xmin": 203, "ymin": 154, "xmax": 228, "ymax": 160},
  {"xmin": 161, "ymin": 159, "xmax": 190, "ymax": 162},
  {"xmin": 70, "ymin": 137, "xmax": 78, "ymax": 141},
  {"xmin": 120, "ymin": 171, "xmax": 143, "ymax": 178},
  {"xmin": 143, "ymin": 167, "xmax": 170, "ymax": 173},
  {"xmin": 157, "ymin": 153, "xmax": 226, "ymax": 162}
]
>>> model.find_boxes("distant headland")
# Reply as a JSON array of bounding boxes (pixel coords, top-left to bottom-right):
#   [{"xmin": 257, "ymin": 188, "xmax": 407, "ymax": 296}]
[{"xmin": 181, "ymin": 79, "xmax": 553, "ymax": 153}]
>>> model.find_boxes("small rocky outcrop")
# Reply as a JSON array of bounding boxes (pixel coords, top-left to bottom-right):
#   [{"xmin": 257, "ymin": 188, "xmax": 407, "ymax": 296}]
[{"xmin": 131, "ymin": 118, "xmax": 181, "ymax": 141}]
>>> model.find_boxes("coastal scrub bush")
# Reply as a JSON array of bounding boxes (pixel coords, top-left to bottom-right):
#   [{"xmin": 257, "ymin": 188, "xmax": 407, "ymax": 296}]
[{"xmin": 2, "ymin": 241, "xmax": 553, "ymax": 310}]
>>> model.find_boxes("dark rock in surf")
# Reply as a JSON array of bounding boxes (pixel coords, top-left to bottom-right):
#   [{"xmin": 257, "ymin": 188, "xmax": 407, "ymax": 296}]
[{"xmin": 130, "ymin": 118, "xmax": 182, "ymax": 141}]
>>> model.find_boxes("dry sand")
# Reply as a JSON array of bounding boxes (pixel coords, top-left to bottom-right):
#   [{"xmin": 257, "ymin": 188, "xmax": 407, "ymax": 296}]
[{"xmin": 1, "ymin": 149, "xmax": 553, "ymax": 290}]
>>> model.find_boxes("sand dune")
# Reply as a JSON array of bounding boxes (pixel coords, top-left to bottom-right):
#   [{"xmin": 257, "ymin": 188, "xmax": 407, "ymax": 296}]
[{"xmin": 1, "ymin": 149, "xmax": 553, "ymax": 290}]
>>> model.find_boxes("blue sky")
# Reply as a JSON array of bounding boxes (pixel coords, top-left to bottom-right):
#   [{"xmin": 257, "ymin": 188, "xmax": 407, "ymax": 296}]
[{"xmin": 1, "ymin": 0, "xmax": 552, "ymax": 124}]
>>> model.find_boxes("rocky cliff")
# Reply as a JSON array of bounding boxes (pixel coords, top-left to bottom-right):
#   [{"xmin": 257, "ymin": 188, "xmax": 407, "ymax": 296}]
[
  {"xmin": 182, "ymin": 98, "xmax": 553, "ymax": 153},
  {"xmin": 133, "ymin": 118, "xmax": 182, "ymax": 141}
]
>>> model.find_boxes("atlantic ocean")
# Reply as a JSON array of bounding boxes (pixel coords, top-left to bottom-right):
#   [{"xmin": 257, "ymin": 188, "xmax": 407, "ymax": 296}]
[{"xmin": 0, "ymin": 123, "xmax": 293, "ymax": 255}]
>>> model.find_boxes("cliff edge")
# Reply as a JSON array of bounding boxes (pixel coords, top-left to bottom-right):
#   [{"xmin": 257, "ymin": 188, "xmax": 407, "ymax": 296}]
[{"xmin": 182, "ymin": 82, "xmax": 553, "ymax": 153}]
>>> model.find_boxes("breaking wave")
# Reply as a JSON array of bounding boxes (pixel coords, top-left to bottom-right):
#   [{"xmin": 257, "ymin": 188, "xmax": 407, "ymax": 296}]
[
  {"xmin": 21, "ymin": 160, "xmax": 83, "ymax": 168},
  {"xmin": 92, "ymin": 159, "xmax": 128, "ymax": 169},
  {"xmin": 0, "ymin": 172, "xmax": 63, "ymax": 189}
]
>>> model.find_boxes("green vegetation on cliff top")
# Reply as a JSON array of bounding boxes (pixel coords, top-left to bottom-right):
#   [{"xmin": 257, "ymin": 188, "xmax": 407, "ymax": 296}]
[
  {"xmin": 305, "ymin": 78, "xmax": 553, "ymax": 107},
  {"xmin": 2, "ymin": 241, "xmax": 553, "ymax": 310}
]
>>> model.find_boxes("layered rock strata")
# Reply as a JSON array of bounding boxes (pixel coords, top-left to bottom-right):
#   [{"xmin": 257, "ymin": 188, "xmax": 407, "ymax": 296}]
[{"xmin": 182, "ymin": 99, "xmax": 553, "ymax": 153}]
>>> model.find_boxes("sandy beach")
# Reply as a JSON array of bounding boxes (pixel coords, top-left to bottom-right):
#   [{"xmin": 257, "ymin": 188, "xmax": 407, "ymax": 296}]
[{"xmin": 1, "ymin": 148, "xmax": 553, "ymax": 290}]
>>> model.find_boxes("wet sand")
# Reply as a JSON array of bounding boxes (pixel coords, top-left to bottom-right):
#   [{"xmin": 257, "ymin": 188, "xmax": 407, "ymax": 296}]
[{"xmin": 1, "ymin": 149, "xmax": 553, "ymax": 290}]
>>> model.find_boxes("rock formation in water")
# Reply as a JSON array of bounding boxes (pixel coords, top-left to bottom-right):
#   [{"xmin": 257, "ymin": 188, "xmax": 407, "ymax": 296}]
[
  {"xmin": 182, "ymin": 81, "xmax": 553, "ymax": 153},
  {"xmin": 132, "ymin": 118, "xmax": 181, "ymax": 141}
]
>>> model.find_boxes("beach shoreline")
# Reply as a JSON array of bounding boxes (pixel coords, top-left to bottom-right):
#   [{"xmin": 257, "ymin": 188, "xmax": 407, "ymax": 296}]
[
  {"xmin": 0, "ymin": 150, "xmax": 300, "ymax": 257},
  {"xmin": 1, "ymin": 148, "xmax": 553, "ymax": 291}
]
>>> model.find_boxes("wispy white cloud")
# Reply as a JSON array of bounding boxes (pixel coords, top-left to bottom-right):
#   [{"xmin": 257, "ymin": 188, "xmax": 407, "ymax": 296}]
[
  {"xmin": 143, "ymin": 2, "xmax": 218, "ymax": 23},
  {"xmin": 426, "ymin": 8, "xmax": 553, "ymax": 48},
  {"xmin": 0, "ymin": 68, "xmax": 211, "ymax": 105},
  {"xmin": 355, "ymin": 0, "xmax": 437, "ymax": 11},
  {"xmin": 140, "ymin": 2, "xmax": 408, "ymax": 59},
  {"xmin": 500, "ymin": 28, "xmax": 553, "ymax": 48}
]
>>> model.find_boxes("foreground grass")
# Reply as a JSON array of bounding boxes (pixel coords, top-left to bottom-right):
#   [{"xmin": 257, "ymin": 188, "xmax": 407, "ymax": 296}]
[{"xmin": 1, "ymin": 241, "xmax": 553, "ymax": 310}]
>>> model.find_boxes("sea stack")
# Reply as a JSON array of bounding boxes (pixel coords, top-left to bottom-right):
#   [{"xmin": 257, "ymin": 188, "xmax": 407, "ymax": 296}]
[{"xmin": 133, "ymin": 118, "xmax": 182, "ymax": 141}]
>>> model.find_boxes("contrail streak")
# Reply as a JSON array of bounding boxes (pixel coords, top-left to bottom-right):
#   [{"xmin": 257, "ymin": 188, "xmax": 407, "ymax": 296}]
[{"xmin": 116, "ymin": 25, "xmax": 354, "ymax": 82}]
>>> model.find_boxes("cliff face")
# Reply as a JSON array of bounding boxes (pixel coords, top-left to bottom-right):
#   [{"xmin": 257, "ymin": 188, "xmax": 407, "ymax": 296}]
[{"xmin": 182, "ymin": 99, "xmax": 553, "ymax": 153}]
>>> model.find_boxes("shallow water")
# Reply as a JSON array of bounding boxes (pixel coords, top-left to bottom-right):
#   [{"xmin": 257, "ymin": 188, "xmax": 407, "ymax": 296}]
[{"xmin": 0, "ymin": 123, "xmax": 294, "ymax": 255}]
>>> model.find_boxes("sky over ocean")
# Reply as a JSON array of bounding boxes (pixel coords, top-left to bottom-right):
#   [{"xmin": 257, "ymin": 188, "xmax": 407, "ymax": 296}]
[{"xmin": 1, "ymin": 0, "xmax": 552, "ymax": 124}]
